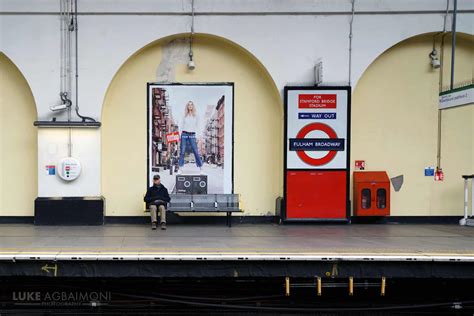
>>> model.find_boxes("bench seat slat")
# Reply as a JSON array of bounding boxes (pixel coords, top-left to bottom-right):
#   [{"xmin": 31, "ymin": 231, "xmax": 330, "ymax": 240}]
[
  {"xmin": 149, "ymin": 194, "xmax": 241, "ymax": 227},
  {"xmin": 162, "ymin": 194, "xmax": 242, "ymax": 213}
]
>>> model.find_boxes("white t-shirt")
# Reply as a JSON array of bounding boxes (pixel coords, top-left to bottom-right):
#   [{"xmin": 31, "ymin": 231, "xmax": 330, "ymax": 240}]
[{"xmin": 181, "ymin": 114, "xmax": 199, "ymax": 133}]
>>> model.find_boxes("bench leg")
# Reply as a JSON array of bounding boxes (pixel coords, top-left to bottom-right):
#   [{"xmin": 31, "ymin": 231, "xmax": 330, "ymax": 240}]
[{"xmin": 227, "ymin": 212, "xmax": 231, "ymax": 227}]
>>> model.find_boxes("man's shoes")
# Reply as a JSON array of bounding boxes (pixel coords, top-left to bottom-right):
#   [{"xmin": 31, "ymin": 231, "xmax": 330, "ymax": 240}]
[
  {"xmin": 151, "ymin": 222, "xmax": 157, "ymax": 230},
  {"xmin": 161, "ymin": 222, "xmax": 167, "ymax": 230}
]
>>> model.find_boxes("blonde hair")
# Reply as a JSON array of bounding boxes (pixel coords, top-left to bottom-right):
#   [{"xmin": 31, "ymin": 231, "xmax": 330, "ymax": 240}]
[{"xmin": 184, "ymin": 101, "xmax": 197, "ymax": 117}]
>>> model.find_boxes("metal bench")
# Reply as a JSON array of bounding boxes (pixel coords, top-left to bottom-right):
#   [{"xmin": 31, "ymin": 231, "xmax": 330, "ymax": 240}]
[{"xmin": 145, "ymin": 194, "xmax": 242, "ymax": 227}]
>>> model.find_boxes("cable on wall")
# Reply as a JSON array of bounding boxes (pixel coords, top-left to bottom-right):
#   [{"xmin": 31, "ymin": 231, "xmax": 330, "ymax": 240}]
[
  {"xmin": 449, "ymin": 0, "xmax": 457, "ymax": 90},
  {"xmin": 57, "ymin": 0, "xmax": 73, "ymax": 114},
  {"xmin": 348, "ymin": 0, "xmax": 355, "ymax": 86},
  {"xmin": 436, "ymin": 0, "xmax": 451, "ymax": 171},
  {"xmin": 73, "ymin": 0, "xmax": 96, "ymax": 122},
  {"xmin": 39, "ymin": 0, "xmax": 99, "ymax": 129},
  {"xmin": 443, "ymin": 0, "xmax": 450, "ymax": 32},
  {"xmin": 187, "ymin": 0, "xmax": 196, "ymax": 70},
  {"xmin": 59, "ymin": 0, "xmax": 74, "ymax": 155}
]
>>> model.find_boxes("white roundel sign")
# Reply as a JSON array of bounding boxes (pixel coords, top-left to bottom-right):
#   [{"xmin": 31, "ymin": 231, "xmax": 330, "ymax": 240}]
[{"xmin": 57, "ymin": 157, "xmax": 82, "ymax": 181}]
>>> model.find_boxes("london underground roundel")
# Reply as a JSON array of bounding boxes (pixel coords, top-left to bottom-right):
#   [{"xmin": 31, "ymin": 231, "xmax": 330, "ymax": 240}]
[{"xmin": 295, "ymin": 123, "xmax": 338, "ymax": 166}]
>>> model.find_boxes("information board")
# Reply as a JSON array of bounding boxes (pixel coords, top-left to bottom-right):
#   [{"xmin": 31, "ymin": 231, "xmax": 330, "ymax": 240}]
[
  {"xmin": 286, "ymin": 88, "xmax": 349, "ymax": 169},
  {"xmin": 439, "ymin": 85, "xmax": 473, "ymax": 110},
  {"xmin": 284, "ymin": 86, "xmax": 351, "ymax": 221}
]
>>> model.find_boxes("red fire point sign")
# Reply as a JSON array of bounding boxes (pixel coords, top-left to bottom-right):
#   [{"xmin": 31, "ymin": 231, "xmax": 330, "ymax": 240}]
[
  {"xmin": 296, "ymin": 122, "xmax": 338, "ymax": 166},
  {"xmin": 298, "ymin": 94, "xmax": 337, "ymax": 109}
]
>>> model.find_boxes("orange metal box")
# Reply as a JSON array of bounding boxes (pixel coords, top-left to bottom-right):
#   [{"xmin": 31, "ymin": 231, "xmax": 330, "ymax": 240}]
[{"xmin": 353, "ymin": 171, "xmax": 390, "ymax": 216}]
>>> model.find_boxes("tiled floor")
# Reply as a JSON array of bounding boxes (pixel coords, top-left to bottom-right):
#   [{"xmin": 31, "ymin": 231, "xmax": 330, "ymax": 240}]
[{"xmin": 0, "ymin": 224, "xmax": 474, "ymax": 259}]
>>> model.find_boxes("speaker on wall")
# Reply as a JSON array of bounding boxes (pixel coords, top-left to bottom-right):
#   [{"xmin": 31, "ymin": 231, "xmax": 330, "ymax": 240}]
[{"xmin": 176, "ymin": 175, "xmax": 208, "ymax": 194}]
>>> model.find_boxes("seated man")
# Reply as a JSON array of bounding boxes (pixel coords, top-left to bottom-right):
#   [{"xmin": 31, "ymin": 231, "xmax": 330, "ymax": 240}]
[{"xmin": 144, "ymin": 174, "xmax": 171, "ymax": 230}]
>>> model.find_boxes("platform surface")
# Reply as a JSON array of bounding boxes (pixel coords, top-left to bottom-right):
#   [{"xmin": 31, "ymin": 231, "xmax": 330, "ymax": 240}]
[{"xmin": 1, "ymin": 223, "xmax": 474, "ymax": 261}]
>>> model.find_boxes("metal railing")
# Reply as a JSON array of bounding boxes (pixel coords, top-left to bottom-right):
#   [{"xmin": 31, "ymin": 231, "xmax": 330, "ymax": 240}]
[{"xmin": 459, "ymin": 174, "xmax": 474, "ymax": 226}]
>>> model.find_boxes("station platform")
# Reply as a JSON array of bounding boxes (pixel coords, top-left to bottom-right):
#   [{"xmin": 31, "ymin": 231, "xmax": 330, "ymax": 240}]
[{"xmin": 1, "ymin": 223, "xmax": 474, "ymax": 279}]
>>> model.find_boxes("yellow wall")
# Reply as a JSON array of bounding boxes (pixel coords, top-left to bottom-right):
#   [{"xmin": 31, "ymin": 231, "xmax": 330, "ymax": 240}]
[
  {"xmin": 102, "ymin": 34, "xmax": 282, "ymax": 216},
  {"xmin": 0, "ymin": 53, "xmax": 38, "ymax": 216},
  {"xmin": 352, "ymin": 34, "xmax": 473, "ymax": 216},
  {"xmin": 103, "ymin": 32, "xmax": 472, "ymax": 218}
]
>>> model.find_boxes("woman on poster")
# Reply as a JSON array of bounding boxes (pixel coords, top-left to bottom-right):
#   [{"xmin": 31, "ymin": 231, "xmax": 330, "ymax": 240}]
[{"xmin": 178, "ymin": 101, "xmax": 203, "ymax": 174}]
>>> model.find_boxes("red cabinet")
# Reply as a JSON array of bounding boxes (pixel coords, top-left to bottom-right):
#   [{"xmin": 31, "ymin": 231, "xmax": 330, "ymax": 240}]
[{"xmin": 353, "ymin": 171, "xmax": 390, "ymax": 216}]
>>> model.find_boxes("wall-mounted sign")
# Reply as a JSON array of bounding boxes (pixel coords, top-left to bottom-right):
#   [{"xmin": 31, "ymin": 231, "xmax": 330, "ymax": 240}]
[
  {"xmin": 439, "ymin": 84, "xmax": 473, "ymax": 110},
  {"xmin": 286, "ymin": 89, "xmax": 349, "ymax": 169},
  {"xmin": 424, "ymin": 167, "xmax": 434, "ymax": 177},
  {"xmin": 435, "ymin": 167, "xmax": 444, "ymax": 182},
  {"xmin": 57, "ymin": 157, "xmax": 81, "ymax": 181},
  {"xmin": 45, "ymin": 165, "xmax": 56, "ymax": 175},
  {"xmin": 355, "ymin": 160, "xmax": 365, "ymax": 170},
  {"xmin": 284, "ymin": 86, "xmax": 350, "ymax": 222},
  {"xmin": 298, "ymin": 94, "xmax": 336, "ymax": 109}
]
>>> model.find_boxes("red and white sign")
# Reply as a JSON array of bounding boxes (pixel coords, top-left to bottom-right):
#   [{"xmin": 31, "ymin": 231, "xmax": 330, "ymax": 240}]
[
  {"xmin": 355, "ymin": 160, "xmax": 366, "ymax": 170},
  {"xmin": 295, "ymin": 123, "xmax": 338, "ymax": 166},
  {"xmin": 287, "ymin": 89, "xmax": 348, "ymax": 170},
  {"xmin": 285, "ymin": 87, "xmax": 350, "ymax": 221},
  {"xmin": 166, "ymin": 131, "xmax": 180, "ymax": 143},
  {"xmin": 298, "ymin": 94, "xmax": 337, "ymax": 109},
  {"xmin": 435, "ymin": 167, "xmax": 444, "ymax": 181}
]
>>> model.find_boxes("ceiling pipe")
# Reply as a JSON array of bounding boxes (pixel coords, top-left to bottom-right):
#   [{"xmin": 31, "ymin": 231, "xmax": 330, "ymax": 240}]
[
  {"xmin": 74, "ymin": 0, "xmax": 96, "ymax": 122},
  {"xmin": 348, "ymin": 0, "xmax": 355, "ymax": 86},
  {"xmin": 435, "ymin": 0, "xmax": 450, "ymax": 170},
  {"xmin": 450, "ymin": 0, "xmax": 457, "ymax": 90}
]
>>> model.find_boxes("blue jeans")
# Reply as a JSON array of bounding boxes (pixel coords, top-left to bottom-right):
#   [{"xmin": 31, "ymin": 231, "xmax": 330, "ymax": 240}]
[{"xmin": 179, "ymin": 132, "xmax": 203, "ymax": 168}]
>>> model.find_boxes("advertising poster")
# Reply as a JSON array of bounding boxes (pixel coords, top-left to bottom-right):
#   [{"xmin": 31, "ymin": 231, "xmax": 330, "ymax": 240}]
[{"xmin": 147, "ymin": 83, "xmax": 234, "ymax": 194}]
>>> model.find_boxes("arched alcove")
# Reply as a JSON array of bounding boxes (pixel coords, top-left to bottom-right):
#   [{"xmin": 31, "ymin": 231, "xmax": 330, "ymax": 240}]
[
  {"xmin": 0, "ymin": 53, "xmax": 38, "ymax": 217},
  {"xmin": 352, "ymin": 33, "xmax": 473, "ymax": 216},
  {"xmin": 101, "ymin": 33, "xmax": 282, "ymax": 216}
]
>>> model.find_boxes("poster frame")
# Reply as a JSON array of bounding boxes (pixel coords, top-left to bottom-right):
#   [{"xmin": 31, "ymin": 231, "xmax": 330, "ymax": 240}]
[{"xmin": 146, "ymin": 82, "xmax": 235, "ymax": 194}]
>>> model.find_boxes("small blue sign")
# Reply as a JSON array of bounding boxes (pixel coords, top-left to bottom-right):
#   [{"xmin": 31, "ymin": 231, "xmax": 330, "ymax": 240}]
[
  {"xmin": 46, "ymin": 165, "xmax": 56, "ymax": 175},
  {"xmin": 298, "ymin": 112, "xmax": 337, "ymax": 120},
  {"xmin": 424, "ymin": 167, "xmax": 434, "ymax": 177},
  {"xmin": 289, "ymin": 138, "xmax": 345, "ymax": 151}
]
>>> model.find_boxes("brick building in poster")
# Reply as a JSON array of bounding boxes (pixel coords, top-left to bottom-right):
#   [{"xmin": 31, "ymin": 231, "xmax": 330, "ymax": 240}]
[
  {"xmin": 216, "ymin": 96, "xmax": 225, "ymax": 166},
  {"xmin": 203, "ymin": 96, "xmax": 225, "ymax": 166},
  {"xmin": 151, "ymin": 88, "xmax": 174, "ymax": 171}
]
